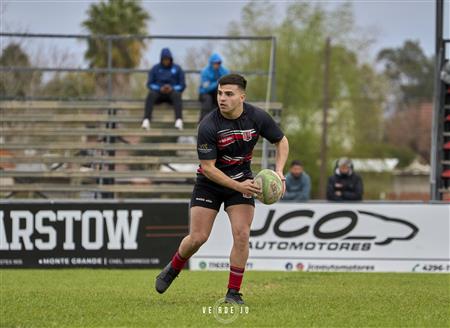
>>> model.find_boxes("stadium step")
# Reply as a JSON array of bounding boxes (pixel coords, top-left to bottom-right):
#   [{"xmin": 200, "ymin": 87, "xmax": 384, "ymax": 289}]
[
  {"xmin": 0, "ymin": 100, "xmax": 282, "ymax": 111},
  {"xmin": 0, "ymin": 114, "xmax": 200, "ymax": 124},
  {"xmin": 0, "ymin": 183, "xmax": 194, "ymax": 194},
  {"xmin": 0, "ymin": 155, "xmax": 268, "ymax": 165},
  {"xmin": 0, "ymin": 128, "xmax": 198, "ymax": 137},
  {"xmin": 0, "ymin": 99, "xmax": 281, "ymax": 199},
  {"xmin": 0, "ymin": 170, "xmax": 197, "ymax": 179},
  {"xmin": 1, "ymin": 142, "xmax": 263, "ymax": 151}
]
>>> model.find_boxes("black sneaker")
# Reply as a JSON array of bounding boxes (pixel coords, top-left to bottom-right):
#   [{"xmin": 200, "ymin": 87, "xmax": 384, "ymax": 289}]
[
  {"xmin": 155, "ymin": 262, "xmax": 180, "ymax": 294},
  {"xmin": 225, "ymin": 288, "xmax": 244, "ymax": 304}
]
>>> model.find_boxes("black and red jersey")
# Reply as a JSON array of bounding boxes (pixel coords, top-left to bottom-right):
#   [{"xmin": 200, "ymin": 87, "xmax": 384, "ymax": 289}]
[{"xmin": 196, "ymin": 102, "xmax": 284, "ymax": 181}]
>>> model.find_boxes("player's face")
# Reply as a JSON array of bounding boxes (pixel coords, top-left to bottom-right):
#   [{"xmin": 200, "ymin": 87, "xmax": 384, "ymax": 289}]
[{"xmin": 217, "ymin": 84, "xmax": 245, "ymax": 115}]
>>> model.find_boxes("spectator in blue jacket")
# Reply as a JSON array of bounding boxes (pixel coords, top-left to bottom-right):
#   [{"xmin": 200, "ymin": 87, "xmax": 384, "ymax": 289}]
[
  {"xmin": 142, "ymin": 48, "xmax": 186, "ymax": 130},
  {"xmin": 282, "ymin": 160, "xmax": 311, "ymax": 202},
  {"xmin": 198, "ymin": 53, "xmax": 229, "ymax": 122}
]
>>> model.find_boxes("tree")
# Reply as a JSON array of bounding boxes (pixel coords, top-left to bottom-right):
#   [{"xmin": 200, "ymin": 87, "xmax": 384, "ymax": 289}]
[
  {"xmin": 384, "ymin": 103, "xmax": 432, "ymax": 162},
  {"xmin": 183, "ymin": 43, "xmax": 216, "ymax": 99},
  {"xmin": 0, "ymin": 43, "xmax": 40, "ymax": 98},
  {"xmin": 82, "ymin": 0, "xmax": 150, "ymax": 95},
  {"xmin": 224, "ymin": 1, "xmax": 385, "ymax": 197},
  {"xmin": 377, "ymin": 40, "xmax": 434, "ymax": 107},
  {"xmin": 41, "ymin": 72, "xmax": 96, "ymax": 99}
]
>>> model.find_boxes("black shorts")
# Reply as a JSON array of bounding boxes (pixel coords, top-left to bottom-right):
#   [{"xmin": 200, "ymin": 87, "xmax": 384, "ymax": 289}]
[{"xmin": 190, "ymin": 176, "xmax": 255, "ymax": 211}]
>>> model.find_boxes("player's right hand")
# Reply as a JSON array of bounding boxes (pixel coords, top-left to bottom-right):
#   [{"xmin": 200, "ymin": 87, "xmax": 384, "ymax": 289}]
[{"xmin": 238, "ymin": 179, "xmax": 261, "ymax": 196}]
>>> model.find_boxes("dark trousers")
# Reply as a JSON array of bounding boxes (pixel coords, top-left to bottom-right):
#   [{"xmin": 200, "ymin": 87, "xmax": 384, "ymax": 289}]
[
  {"xmin": 199, "ymin": 91, "xmax": 218, "ymax": 122},
  {"xmin": 144, "ymin": 90, "xmax": 183, "ymax": 121}
]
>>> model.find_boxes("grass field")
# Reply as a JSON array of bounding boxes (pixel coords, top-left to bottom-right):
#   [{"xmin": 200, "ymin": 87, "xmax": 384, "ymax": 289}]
[{"xmin": 1, "ymin": 269, "xmax": 449, "ymax": 327}]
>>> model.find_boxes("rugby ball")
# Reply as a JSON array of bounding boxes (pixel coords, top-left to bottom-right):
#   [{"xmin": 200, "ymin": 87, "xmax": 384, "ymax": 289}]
[{"xmin": 254, "ymin": 169, "xmax": 283, "ymax": 205}]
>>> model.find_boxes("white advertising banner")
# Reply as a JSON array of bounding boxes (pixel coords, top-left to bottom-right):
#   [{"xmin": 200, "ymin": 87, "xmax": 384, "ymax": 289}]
[{"xmin": 190, "ymin": 203, "xmax": 450, "ymax": 273}]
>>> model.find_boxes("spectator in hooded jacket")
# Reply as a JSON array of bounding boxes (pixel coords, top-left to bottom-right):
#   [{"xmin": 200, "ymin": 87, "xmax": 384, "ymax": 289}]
[
  {"xmin": 326, "ymin": 158, "xmax": 363, "ymax": 201},
  {"xmin": 142, "ymin": 48, "xmax": 186, "ymax": 130},
  {"xmin": 282, "ymin": 160, "xmax": 311, "ymax": 201},
  {"xmin": 198, "ymin": 53, "xmax": 229, "ymax": 122}
]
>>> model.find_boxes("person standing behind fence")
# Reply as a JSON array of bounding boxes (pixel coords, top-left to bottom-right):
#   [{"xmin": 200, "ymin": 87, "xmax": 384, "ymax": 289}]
[
  {"xmin": 282, "ymin": 160, "xmax": 311, "ymax": 201},
  {"xmin": 326, "ymin": 158, "xmax": 363, "ymax": 201},
  {"xmin": 198, "ymin": 53, "xmax": 229, "ymax": 122},
  {"xmin": 142, "ymin": 48, "xmax": 185, "ymax": 131}
]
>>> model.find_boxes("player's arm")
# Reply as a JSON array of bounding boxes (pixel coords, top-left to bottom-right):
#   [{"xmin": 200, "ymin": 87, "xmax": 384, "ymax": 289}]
[
  {"xmin": 258, "ymin": 109, "xmax": 289, "ymax": 185},
  {"xmin": 273, "ymin": 136, "xmax": 289, "ymax": 192},
  {"xmin": 200, "ymin": 159, "xmax": 261, "ymax": 195}
]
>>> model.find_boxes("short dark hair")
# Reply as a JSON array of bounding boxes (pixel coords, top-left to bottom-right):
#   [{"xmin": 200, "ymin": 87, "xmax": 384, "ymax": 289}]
[
  {"xmin": 218, "ymin": 74, "xmax": 247, "ymax": 91},
  {"xmin": 290, "ymin": 160, "xmax": 303, "ymax": 167}
]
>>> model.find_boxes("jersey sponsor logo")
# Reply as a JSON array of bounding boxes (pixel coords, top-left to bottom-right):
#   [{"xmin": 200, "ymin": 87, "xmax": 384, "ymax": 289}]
[
  {"xmin": 217, "ymin": 129, "xmax": 258, "ymax": 149},
  {"xmin": 198, "ymin": 143, "xmax": 213, "ymax": 153},
  {"xmin": 243, "ymin": 130, "xmax": 252, "ymax": 141}
]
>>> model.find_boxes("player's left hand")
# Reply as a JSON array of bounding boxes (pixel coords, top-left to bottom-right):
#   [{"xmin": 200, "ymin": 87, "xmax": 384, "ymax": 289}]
[{"xmin": 276, "ymin": 171, "xmax": 286, "ymax": 195}]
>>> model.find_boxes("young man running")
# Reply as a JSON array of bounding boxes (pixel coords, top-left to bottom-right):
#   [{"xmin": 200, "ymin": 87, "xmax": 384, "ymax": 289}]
[{"xmin": 155, "ymin": 74, "xmax": 289, "ymax": 304}]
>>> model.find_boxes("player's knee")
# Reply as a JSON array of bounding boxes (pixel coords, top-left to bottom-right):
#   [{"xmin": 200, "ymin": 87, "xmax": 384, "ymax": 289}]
[
  {"xmin": 233, "ymin": 230, "xmax": 250, "ymax": 247},
  {"xmin": 190, "ymin": 233, "xmax": 209, "ymax": 248}
]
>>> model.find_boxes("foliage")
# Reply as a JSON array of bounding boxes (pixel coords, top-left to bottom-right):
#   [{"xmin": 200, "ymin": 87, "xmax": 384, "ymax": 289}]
[
  {"xmin": 224, "ymin": 1, "xmax": 385, "ymax": 197},
  {"xmin": 82, "ymin": 0, "xmax": 151, "ymax": 94},
  {"xmin": 82, "ymin": 0, "xmax": 150, "ymax": 68},
  {"xmin": 384, "ymin": 103, "xmax": 432, "ymax": 163},
  {"xmin": 377, "ymin": 40, "xmax": 434, "ymax": 106},
  {"xmin": 0, "ymin": 43, "xmax": 41, "ymax": 98},
  {"xmin": 41, "ymin": 72, "xmax": 96, "ymax": 99}
]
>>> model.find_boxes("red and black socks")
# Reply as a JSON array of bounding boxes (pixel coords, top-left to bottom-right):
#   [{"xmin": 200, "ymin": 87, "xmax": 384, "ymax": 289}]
[
  {"xmin": 228, "ymin": 265, "xmax": 245, "ymax": 291},
  {"xmin": 171, "ymin": 250, "xmax": 188, "ymax": 271}
]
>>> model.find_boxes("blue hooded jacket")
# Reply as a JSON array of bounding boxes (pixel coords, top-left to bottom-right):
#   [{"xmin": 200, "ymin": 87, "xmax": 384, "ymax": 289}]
[
  {"xmin": 199, "ymin": 53, "xmax": 229, "ymax": 94},
  {"xmin": 147, "ymin": 48, "xmax": 186, "ymax": 92}
]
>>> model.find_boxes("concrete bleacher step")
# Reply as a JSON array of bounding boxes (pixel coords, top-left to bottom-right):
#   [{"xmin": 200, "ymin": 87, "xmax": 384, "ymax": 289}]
[
  {"xmin": 0, "ymin": 114, "xmax": 200, "ymax": 123},
  {"xmin": 0, "ymin": 155, "xmax": 268, "ymax": 165},
  {"xmin": 0, "ymin": 100, "xmax": 282, "ymax": 111},
  {"xmin": 1, "ymin": 170, "xmax": 196, "ymax": 179},
  {"xmin": 0, "ymin": 128, "xmax": 197, "ymax": 137},
  {"xmin": 0, "ymin": 99, "xmax": 281, "ymax": 199},
  {"xmin": 1, "ymin": 184, "xmax": 195, "ymax": 194},
  {"xmin": 0, "ymin": 100, "xmax": 196, "ymax": 110},
  {"xmin": 2, "ymin": 142, "xmax": 263, "ymax": 151}
]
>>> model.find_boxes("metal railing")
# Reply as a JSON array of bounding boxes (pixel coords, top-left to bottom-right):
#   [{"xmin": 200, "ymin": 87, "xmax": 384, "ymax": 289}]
[
  {"xmin": 0, "ymin": 33, "xmax": 279, "ymax": 199},
  {"xmin": 430, "ymin": 38, "xmax": 449, "ymax": 200},
  {"xmin": 0, "ymin": 32, "xmax": 277, "ymax": 102}
]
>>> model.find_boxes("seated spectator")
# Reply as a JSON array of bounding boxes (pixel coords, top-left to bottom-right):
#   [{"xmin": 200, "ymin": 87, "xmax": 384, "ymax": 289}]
[
  {"xmin": 326, "ymin": 158, "xmax": 363, "ymax": 201},
  {"xmin": 142, "ymin": 48, "xmax": 185, "ymax": 131},
  {"xmin": 198, "ymin": 53, "xmax": 229, "ymax": 122},
  {"xmin": 282, "ymin": 160, "xmax": 311, "ymax": 201}
]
